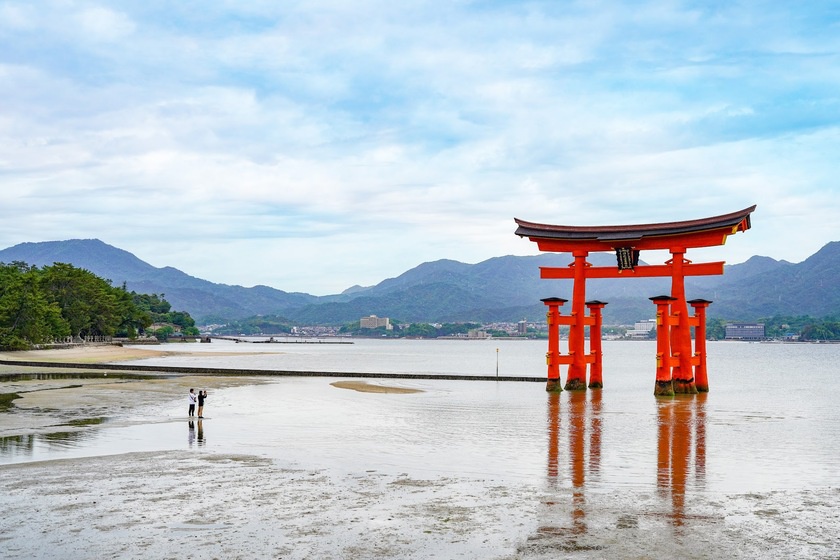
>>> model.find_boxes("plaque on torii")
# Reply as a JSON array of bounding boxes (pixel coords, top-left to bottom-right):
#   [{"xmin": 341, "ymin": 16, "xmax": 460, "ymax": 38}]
[{"xmin": 515, "ymin": 205, "xmax": 756, "ymax": 396}]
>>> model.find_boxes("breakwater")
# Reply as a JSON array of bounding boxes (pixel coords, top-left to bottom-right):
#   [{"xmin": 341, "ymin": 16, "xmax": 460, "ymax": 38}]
[{"xmin": 0, "ymin": 359, "xmax": 543, "ymax": 382}]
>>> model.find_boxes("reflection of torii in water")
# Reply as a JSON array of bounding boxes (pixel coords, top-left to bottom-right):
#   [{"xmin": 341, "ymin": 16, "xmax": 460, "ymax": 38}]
[
  {"xmin": 515, "ymin": 205, "xmax": 756, "ymax": 395},
  {"xmin": 657, "ymin": 394, "xmax": 708, "ymax": 530},
  {"xmin": 538, "ymin": 391, "xmax": 601, "ymax": 540},
  {"xmin": 532, "ymin": 391, "xmax": 709, "ymax": 550}
]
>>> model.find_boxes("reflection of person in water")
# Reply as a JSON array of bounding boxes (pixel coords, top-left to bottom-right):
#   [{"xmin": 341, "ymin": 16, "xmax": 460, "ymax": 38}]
[
  {"xmin": 188, "ymin": 420, "xmax": 195, "ymax": 446},
  {"xmin": 197, "ymin": 419, "xmax": 205, "ymax": 446}
]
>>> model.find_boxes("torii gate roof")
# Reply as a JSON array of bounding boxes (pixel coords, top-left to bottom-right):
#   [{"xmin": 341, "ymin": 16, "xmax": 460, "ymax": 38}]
[{"xmin": 514, "ymin": 205, "xmax": 756, "ymax": 252}]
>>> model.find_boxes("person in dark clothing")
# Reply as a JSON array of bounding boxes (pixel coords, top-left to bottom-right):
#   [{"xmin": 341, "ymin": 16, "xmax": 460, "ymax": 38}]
[{"xmin": 197, "ymin": 389, "xmax": 207, "ymax": 418}]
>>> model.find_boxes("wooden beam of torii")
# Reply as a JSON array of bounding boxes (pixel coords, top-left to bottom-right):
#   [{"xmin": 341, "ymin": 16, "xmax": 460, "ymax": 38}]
[{"xmin": 514, "ymin": 205, "xmax": 756, "ymax": 396}]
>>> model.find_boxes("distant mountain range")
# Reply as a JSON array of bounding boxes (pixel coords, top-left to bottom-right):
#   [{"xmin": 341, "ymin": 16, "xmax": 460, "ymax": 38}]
[{"xmin": 2, "ymin": 238, "xmax": 839, "ymax": 325}]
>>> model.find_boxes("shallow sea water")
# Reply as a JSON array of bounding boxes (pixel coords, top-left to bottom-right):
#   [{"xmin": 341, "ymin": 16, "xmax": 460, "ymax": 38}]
[
  {"xmin": 2, "ymin": 339, "xmax": 840, "ymax": 558},
  {"xmin": 4, "ymin": 339, "xmax": 839, "ymax": 490}
]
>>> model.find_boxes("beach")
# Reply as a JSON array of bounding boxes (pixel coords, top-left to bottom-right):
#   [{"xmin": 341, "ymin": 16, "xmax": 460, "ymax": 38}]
[
  {"xmin": 2, "ymin": 344, "xmax": 839, "ymax": 559},
  {"xmin": 0, "ymin": 345, "xmax": 270, "ymax": 436},
  {"xmin": 0, "ymin": 345, "xmax": 542, "ymax": 559}
]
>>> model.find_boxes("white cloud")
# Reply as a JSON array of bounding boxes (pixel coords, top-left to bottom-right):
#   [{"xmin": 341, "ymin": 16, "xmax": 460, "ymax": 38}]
[{"xmin": 75, "ymin": 6, "xmax": 136, "ymax": 42}]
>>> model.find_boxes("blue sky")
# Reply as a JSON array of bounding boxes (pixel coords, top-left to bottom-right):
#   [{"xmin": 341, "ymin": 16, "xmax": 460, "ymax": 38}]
[{"xmin": 1, "ymin": 1, "xmax": 839, "ymax": 295}]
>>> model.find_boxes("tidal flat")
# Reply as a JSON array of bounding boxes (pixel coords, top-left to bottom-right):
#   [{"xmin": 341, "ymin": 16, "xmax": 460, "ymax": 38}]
[{"xmin": 1, "ymin": 342, "xmax": 839, "ymax": 558}]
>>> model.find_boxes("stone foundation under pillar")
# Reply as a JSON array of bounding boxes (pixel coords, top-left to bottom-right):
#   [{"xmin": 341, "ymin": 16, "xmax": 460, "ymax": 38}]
[
  {"xmin": 564, "ymin": 378, "xmax": 587, "ymax": 391},
  {"xmin": 672, "ymin": 378, "xmax": 698, "ymax": 395},
  {"xmin": 546, "ymin": 379, "xmax": 563, "ymax": 393},
  {"xmin": 654, "ymin": 380, "xmax": 674, "ymax": 397}
]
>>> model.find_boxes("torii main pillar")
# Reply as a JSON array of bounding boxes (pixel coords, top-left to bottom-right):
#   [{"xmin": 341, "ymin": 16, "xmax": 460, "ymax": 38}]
[{"xmin": 515, "ymin": 206, "xmax": 755, "ymax": 395}]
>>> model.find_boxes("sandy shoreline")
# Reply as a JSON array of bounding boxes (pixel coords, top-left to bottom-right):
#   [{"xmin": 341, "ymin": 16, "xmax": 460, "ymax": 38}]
[{"xmin": 0, "ymin": 343, "xmax": 267, "ymax": 364}]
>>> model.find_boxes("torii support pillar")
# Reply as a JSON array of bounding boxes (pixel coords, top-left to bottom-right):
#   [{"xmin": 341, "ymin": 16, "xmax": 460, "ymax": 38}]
[
  {"xmin": 565, "ymin": 251, "xmax": 589, "ymax": 391},
  {"xmin": 542, "ymin": 297, "xmax": 567, "ymax": 393},
  {"xmin": 688, "ymin": 299, "xmax": 713, "ymax": 393},
  {"xmin": 651, "ymin": 296, "xmax": 676, "ymax": 396},
  {"xmin": 586, "ymin": 300, "xmax": 607, "ymax": 389},
  {"xmin": 668, "ymin": 249, "xmax": 698, "ymax": 395}
]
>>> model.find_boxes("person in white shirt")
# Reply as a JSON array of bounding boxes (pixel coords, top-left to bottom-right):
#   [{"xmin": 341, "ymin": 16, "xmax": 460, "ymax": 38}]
[{"xmin": 188, "ymin": 388, "xmax": 197, "ymax": 417}]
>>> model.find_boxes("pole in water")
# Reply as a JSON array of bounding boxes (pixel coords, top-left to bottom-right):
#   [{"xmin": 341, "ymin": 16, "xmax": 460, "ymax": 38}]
[{"xmin": 496, "ymin": 348, "xmax": 499, "ymax": 377}]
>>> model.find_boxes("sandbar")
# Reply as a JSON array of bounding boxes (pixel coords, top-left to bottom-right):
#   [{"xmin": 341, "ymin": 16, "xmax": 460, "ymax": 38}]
[{"xmin": 330, "ymin": 380, "xmax": 424, "ymax": 394}]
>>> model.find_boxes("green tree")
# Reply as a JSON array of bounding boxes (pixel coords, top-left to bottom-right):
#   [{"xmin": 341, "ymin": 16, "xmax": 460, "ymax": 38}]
[
  {"xmin": 165, "ymin": 311, "xmax": 195, "ymax": 330},
  {"xmin": 39, "ymin": 263, "xmax": 124, "ymax": 338},
  {"xmin": 0, "ymin": 262, "xmax": 195, "ymax": 349},
  {"xmin": 130, "ymin": 292, "xmax": 197, "ymax": 337},
  {"xmin": 706, "ymin": 318, "xmax": 727, "ymax": 341},
  {"xmin": 114, "ymin": 286, "xmax": 152, "ymax": 338},
  {"xmin": 801, "ymin": 321, "xmax": 840, "ymax": 341},
  {"xmin": 403, "ymin": 323, "xmax": 438, "ymax": 337},
  {"xmin": 0, "ymin": 262, "xmax": 69, "ymax": 349},
  {"xmin": 437, "ymin": 322, "xmax": 481, "ymax": 336},
  {"xmin": 153, "ymin": 325, "xmax": 175, "ymax": 341},
  {"xmin": 132, "ymin": 293, "xmax": 171, "ymax": 319}
]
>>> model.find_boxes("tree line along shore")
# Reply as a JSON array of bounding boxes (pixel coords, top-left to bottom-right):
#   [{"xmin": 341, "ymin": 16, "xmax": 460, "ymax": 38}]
[{"xmin": 0, "ymin": 262, "xmax": 197, "ymax": 351}]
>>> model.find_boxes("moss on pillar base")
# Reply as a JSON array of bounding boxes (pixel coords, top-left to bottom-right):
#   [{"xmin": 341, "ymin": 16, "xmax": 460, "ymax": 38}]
[
  {"xmin": 654, "ymin": 380, "xmax": 674, "ymax": 396},
  {"xmin": 588, "ymin": 381, "xmax": 603, "ymax": 389},
  {"xmin": 696, "ymin": 385, "xmax": 709, "ymax": 393},
  {"xmin": 564, "ymin": 378, "xmax": 587, "ymax": 391},
  {"xmin": 672, "ymin": 379, "xmax": 698, "ymax": 394},
  {"xmin": 545, "ymin": 379, "xmax": 563, "ymax": 393}
]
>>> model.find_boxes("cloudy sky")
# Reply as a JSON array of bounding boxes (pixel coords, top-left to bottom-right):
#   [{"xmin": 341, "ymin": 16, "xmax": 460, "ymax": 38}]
[{"xmin": 2, "ymin": 1, "xmax": 839, "ymax": 295}]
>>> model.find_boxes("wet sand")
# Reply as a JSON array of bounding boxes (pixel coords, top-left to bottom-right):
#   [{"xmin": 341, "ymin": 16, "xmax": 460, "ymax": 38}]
[
  {"xmin": 2, "ymin": 446, "xmax": 837, "ymax": 558},
  {"xmin": 1, "ymin": 450, "xmax": 544, "ymax": 559},
  {"xmin": 0, "ymin": 345, "xmax": 269, "ymax": 436},
  {"xmin": 2, "ymin": 346, "xmax": 839, "ymax": 558}
]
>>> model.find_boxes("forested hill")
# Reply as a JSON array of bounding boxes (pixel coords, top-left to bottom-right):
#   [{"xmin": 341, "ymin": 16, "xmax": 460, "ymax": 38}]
[{"xmin": 1, "ymin": 238, "xmax": 839, "ymax": 325}]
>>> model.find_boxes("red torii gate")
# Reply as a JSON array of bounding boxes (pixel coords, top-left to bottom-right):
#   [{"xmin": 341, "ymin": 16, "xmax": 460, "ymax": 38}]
[{"xmin": 514, "ymin": 205, "xmax": 756, "ymax": 396}]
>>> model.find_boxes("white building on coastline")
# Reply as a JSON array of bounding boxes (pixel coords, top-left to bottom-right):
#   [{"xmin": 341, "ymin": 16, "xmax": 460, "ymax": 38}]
[{"xmin": 625, "ymin": 319, "xmax": 656, "ymax": 338}]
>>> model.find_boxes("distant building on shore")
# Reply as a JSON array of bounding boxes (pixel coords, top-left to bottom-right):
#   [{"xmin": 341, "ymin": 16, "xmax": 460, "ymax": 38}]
[
  {"xmin": 626, "ymin": 319, "xmax": 656, "ymax": 338},
  {"xmin": 360, "ymin": 315, "xmax": 392, "ymax": 330},
  {"xmin": 467, "ymin": 328, "xmax": 490, "ymax": 339},
  {"xmin": 725, "ymin": 322, "xmax": 765, "ymax": 340}
]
